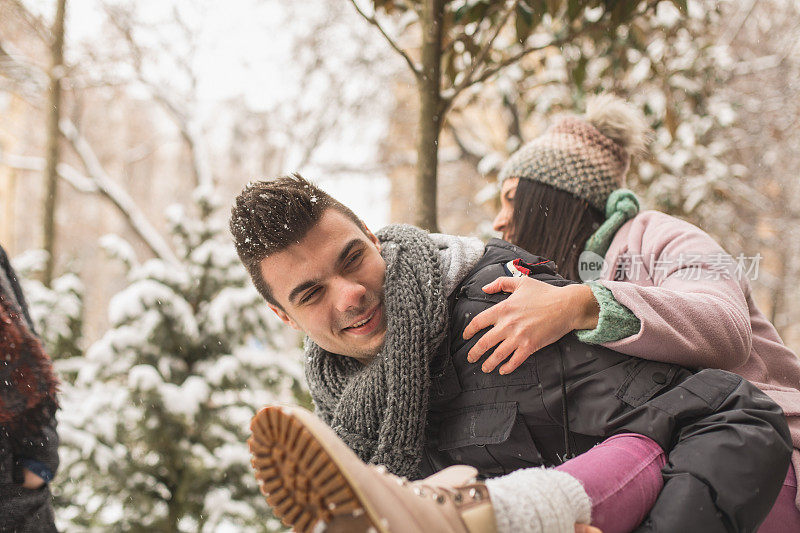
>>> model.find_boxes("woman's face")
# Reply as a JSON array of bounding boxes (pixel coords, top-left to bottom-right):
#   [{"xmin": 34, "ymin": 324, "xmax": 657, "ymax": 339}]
[{"xmin": 493, "ymin": 177, "xmax": 518, "ymax": 240}]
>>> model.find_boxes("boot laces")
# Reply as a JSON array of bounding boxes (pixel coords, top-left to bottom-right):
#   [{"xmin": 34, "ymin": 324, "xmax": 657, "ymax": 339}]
[{"xmin": 373, "ymin": 465, "xmax": 484, "ymax": 506}]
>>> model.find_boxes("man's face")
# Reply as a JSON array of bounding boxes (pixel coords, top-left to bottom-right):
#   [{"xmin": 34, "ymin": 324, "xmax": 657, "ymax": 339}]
[{"xmin": 259, "ymin": 209, "xmax": 387, "ymax": 363}]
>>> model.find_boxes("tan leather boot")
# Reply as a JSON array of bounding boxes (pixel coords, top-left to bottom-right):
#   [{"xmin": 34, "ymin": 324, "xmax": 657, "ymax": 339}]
[{"xmin": 249, "ymin": 405, "xmax": 498, "ymax": 533}]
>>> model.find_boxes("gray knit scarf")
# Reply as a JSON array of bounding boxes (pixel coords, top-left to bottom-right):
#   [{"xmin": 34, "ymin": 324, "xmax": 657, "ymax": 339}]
[{"xmin": 304, "ymin": 224, "xmax": 448, "ymax": 480}]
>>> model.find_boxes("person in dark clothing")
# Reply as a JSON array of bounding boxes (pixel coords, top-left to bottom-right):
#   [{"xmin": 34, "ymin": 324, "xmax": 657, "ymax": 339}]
[
  {"xmin": 424, "ymin": 237, "xmax": 792, "ymax": 532},
  {"xmin": 231, "ymin": 175, "xmax": 792, "ymax": 533},
  {"xmin": 0, "ymin": 245, "xmax": 60, "ymax": 532}
]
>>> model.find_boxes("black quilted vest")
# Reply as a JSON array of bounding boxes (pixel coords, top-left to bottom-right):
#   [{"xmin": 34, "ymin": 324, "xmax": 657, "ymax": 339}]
[{"xmin": 421, "ymin": 239, "xmax": 688, "ymax": 478}]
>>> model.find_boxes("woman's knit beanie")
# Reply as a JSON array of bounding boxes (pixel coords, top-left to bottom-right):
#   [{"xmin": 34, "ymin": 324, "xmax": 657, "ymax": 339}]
[{"xmin": 497, "ymin": 94, "xmax": 650, "ymax": 212}]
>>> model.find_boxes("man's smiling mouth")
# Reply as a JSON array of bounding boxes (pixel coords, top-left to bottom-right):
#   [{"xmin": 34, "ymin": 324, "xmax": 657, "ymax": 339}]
[
  {"xmin": 348, "ymin": 313, "xmax": 374, "ymax": 328},
  {"xmin": 343, "ymin": 304, "xmax": 382, "ymax": 335}
]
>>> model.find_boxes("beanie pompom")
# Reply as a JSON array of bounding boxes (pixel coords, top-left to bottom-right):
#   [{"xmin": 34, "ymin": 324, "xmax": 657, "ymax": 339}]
[{"xmin": 585, "ymin": 94, "xmax": 651, "ymax": 158}]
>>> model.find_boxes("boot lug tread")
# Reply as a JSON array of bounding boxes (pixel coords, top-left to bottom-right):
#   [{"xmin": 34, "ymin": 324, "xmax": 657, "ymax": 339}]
[{"xmin": 250, "ymin": 407, "xmax": 371, "ymax": 532}]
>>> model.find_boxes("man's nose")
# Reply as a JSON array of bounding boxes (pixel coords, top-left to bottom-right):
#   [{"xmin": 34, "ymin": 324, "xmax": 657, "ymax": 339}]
[{"xmin": 333, "ymin": 277, "xmax": 367, "ymax": 313}]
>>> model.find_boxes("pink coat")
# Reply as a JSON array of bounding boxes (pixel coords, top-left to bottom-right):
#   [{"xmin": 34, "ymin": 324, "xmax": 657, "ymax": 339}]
[{"xmin": 597, "ymin": 210, "xmax": 800, "ymax": 506}]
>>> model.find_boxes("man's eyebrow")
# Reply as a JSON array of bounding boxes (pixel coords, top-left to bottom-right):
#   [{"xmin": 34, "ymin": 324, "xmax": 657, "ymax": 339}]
[
  {"xmin": 287, "ymin": 239, "xmax": 363, "ymax": 305},
  {"xmin": 337, "ymin": 239, "xmax": 362, "ymax": 265},
  {"xmin": 288, "ymin": 279, "xmax": 320, "ymax": 305}
]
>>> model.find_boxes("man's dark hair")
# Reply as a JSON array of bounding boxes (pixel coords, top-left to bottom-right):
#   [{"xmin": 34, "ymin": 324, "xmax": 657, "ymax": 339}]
[{"xmin": 229, "ymin": 173, "xmax": 365, "ymax": 307}]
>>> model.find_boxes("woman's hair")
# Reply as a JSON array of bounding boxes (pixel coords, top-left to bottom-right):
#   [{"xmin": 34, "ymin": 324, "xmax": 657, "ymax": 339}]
[{"xmin": 508, "ymin": 180, "xmax": 604, "ymax": 282}]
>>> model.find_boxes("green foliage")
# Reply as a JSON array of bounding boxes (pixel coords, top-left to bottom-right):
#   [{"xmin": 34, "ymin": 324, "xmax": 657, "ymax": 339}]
[
  {"xmin": 472, "ymin": 0, "xmax": 733, "ymax": 224},
  {"xmin": 366, "ymin": 0, "xmax": 663, "ymax": 109}
]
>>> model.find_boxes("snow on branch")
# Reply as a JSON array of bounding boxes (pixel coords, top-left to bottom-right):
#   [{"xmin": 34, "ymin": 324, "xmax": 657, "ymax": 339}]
[
  {"xmin": 59, "ymin": 119, "xmax": 180, "ymax": 266},
  {"xmin": 0, "ymin": 39, "xmax": 48, "ymax": 98},
  {"xmin": 0, "ymin": 153, "xmax": 97, "ymax": 193},
  {"xmin": 103, "ymin": 4, "xmax": 214, "ymax": 190}
]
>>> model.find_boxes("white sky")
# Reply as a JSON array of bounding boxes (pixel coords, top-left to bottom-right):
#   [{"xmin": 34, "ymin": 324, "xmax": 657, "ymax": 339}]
[{"xmin": 34, "ymin": 0, "xmax": 396, "ymax": 229}]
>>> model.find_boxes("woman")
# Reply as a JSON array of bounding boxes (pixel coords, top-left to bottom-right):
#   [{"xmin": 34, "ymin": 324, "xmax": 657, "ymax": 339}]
[{"xmin": 465, "ymin": 94, "xmax": 800, "ymax": 531}]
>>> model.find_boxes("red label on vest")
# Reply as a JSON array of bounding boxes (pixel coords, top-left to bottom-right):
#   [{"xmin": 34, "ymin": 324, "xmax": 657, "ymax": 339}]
[{"xmin": 506, "ymin": 259, "xmax": 530, "ymax": 277}]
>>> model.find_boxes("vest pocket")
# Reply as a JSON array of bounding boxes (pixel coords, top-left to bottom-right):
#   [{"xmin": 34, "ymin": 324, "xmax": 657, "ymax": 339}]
[
  {"xmin": 615, "ymin": 360, "xmax": 679, "ymax": 407},
  {"xmin": 434, "ymin": 402, "xmax": 544, "ymax": 478}
]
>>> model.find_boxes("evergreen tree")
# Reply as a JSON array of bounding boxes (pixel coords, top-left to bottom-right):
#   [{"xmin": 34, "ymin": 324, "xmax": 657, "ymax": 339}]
[
  {"xmin": 14, "ymin": 250, "xmax": 85, "ymax": 363},
  {"xmin": 52, "ymin": 186, "xmax": 305, "ymax": 532}
]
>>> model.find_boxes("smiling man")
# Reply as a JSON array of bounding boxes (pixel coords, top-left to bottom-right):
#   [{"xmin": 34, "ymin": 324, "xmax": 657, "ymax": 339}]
[
  {"xmin": 257, "ymin": 207, "xmax": 387, "ymax": 363},
  {"xmin": 230, "ymin": 174, "xmax": 791, "ymax": 533}
]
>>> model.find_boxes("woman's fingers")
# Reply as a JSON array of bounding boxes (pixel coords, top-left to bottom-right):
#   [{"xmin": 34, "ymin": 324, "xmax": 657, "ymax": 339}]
[
  {"xmin": 481, "ymin": 276, "xmax": 523, "ymax": 295},
  {"xmin": 479, "ymin": 339, "xmax": 517, "ymax": 373},
  {"xmin": 498, "ymin": 345, "xmax": 536, "ymax": 375},
  {"xmin": 574, "ymin": 525, "xmax": 602, "ymax": 533},
  {"xmin": 466, "ymin": 276, "xmax": 579, "ymax": 370},
  {"xmin": 465, "ymin": 276, "xmax": 542, "ymax": 341},
  {"xmin": 466, "ymin": 323, "xmax": 504, "ymax": 363},
  {"xmin": 464, "ymin": 305, "xmax": 500, "ymax": 341}
]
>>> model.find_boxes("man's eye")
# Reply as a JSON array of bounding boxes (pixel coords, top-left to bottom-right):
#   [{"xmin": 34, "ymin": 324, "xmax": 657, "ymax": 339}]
[
  {"xmin": 345, "ymin": 250, "xmax": 363, "ymax": 268},
  {"xmin": 300, "ymin": 288, "xmax": 321, "ymax": 304}
]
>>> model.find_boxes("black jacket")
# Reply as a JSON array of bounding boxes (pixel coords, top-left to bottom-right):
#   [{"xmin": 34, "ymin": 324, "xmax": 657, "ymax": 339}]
[
  {"xmin": 422, "ymin": 239, "xmax": 792, "ymax": 533},
  {"xmin": 0, "ymin": 246, "xmax": 59, "ymax": 532}
]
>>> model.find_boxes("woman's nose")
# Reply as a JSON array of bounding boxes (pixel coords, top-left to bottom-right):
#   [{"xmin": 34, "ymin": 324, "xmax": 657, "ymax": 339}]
[{"xmin": 493, "ymin": 208, "xmax": 510, "ymax": 234}]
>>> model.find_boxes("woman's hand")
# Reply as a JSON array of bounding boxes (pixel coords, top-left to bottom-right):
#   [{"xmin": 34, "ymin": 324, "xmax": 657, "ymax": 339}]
[
  {"xmin": 463, "ymin": 276, "xmax": 600, "ymax": 374},
  {"xmin": 22, "ymin": 467, "xmax": 46, "ymax": 489},
  {"xmin": 575, "ymin": 524, "xmax": 602, "ymax": 533}
]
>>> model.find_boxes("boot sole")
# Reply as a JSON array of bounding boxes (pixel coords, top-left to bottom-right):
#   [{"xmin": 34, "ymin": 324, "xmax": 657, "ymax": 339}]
[{"xmin": 249, "ymin": 405, "xmax": 385, "ymax": 533}]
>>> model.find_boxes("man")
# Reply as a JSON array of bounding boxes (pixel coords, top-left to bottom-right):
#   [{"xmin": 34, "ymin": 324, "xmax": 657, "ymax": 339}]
[{"xmin": 230, "ymin": 174, "xmax": 790, "ymax": 533}]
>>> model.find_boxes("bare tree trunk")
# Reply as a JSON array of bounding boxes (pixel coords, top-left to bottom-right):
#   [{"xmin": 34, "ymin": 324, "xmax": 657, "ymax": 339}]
[
  {"xmin": 42, "ymin": 0, "xmax": 67, "ymax": 286},
  {"xmin": 414, "ymin": 0, "xmax": 445, "ymax": 232}
]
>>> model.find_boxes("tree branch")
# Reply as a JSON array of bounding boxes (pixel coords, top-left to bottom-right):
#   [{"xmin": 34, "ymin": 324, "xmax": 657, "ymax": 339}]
[
  {"xmin": 719, "ymin": 0, "xmax": 757, "ymax": 47},
  {"xmin": 502, "ymin": 91, "xmax": 524, "ymax": 145},
  {"xmin": 103, "ymin": 4, "xmax": 213, "ymax": 190},
  {"xmin": 449, "ymin": 0, "xmax": 520, "ymax": 106},
  {"xmin": 0, "ymin": 152, "xmax": 98, "ymax": 193},
  {"xmin": 442, "ymin": 31, "xmax": 472, "ymax": 56},
  {"xmin": 442, "ymin": 117, "xmax": 485, "ymax": 167},
  {"xmin": 441, "ymin": 30, "xmax": 587, "ymax": 116},
  {"xmin": 280, "ymin": 18, "xmax": 347, "ymax": 170},
  {"xmin": 347, "ymin": 0, "xmax": 422, "ymax": 80},
  {"xmin": 441, "ymin": 9, "xmax": 623, "ymax": 116},
  {"xmin": 7, "ymin": 0, "xmax": 52, "ymax": 44},
  {"xmin": 0, "ymin": 39, "xmax": 49, "ymax": 97},
  {"xmin": 59, "ymin": 119, "xmax": 180, "ymax": 266},
  {"xmin": 0, "ymin": 34, "xmax": 179, "ymax": 265}
]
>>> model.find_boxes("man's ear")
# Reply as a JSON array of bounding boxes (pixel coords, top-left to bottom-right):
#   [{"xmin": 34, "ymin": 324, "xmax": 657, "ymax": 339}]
[
  {"xmin": 363, "ymin": 223, "xmax": 381, "ymax": 252},
  {"xmin": 268, "ymin": 303, "xmax": 300, "ymax": 330}
]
